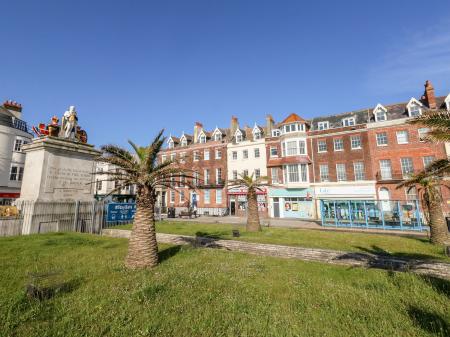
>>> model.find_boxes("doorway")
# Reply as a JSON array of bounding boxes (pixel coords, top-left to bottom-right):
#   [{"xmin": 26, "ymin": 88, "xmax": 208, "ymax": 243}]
[
  {"xmin": 273, "ymin": 197, "xmax": 280, "ymax": 218},
  {"xmin": 230, "ymin": 196, "xmax": 236, "ymax": 216}
]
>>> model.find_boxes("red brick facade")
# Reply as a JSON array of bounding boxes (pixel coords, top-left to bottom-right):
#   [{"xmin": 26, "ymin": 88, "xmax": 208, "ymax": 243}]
[
  {"xmin": 309, "ymin": 125, "xmax": 373, "ymax": 183},
  {"xmin": 158, "ymin": 134, "xmax": 228, "ymax": 215}
]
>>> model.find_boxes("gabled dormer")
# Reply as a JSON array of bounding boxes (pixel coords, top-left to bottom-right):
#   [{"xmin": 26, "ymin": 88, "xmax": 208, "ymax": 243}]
[
  {"xmin": 373, "ymin": 103, "xmax": 387, "ymax": 122},
  {"xmin": 252, "ymin": 124, "xmax": 263, "ymax": 140},
  {"xmin": 278, "ymin": 113, "xmax": 307, "ymax": 134},
  {"xmin": 406, "ymin": 97, "xmax": 423, "ymax": 117},
  {"xmin": 234, "ymin": 128, "xmax": 245, "ymax": 143},
  {"xmin": 445, "ymin": 94, "xmax": 450, "ymax": 111},
  {"xmin": 211, "ymin": 127, "xmax": 224, "ymax": 141},
  {"xmin": 198, "ymin": 129, "xmax": 207, "ymax": 144},
  {"xmin": 179, "ymin": 132, "xmax": 190, "ymax": 147},
  {"xmin": 167, "ymin": 135, "xmax": 179, "ymax": 149}
]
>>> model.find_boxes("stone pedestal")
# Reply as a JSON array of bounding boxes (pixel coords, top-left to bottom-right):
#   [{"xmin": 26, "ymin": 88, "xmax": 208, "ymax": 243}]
[{"xmin": 17, "ymin": 136, "xmax": 101, "ymax": 234}]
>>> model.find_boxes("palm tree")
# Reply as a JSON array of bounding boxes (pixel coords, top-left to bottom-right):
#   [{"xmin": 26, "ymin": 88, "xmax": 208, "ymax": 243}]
[
  {"xmin": 397, "ymin": 169, "xmax": 448, "ymax": 244},
  {"xmin": 228, "ymin": 173, "xmax": 269, "ymax": 232},
  {"xmin": 402, "ymin": 109, "xmax": 450, "ymax": 244},
  {"xmin": 98, "ymin": 130, "xmax": 193, "ymax": 269},
  {"xmin": 409, "ymin": 109, "xmax": 450, "ymax": 175}
]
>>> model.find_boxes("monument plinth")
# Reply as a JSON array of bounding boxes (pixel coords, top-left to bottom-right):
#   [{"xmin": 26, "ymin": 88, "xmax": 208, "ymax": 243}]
[
  {"xmin": 18, "ymin": 106, "xmax": 102, "ymax": 234},
  {"xmin": 19, "ymin": 136, "xmax": 101, "ymax": 202}
]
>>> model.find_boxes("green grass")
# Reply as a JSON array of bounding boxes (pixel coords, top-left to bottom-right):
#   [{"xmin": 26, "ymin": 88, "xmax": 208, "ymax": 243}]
[
  {"xmin": 0, "ymin": 233, "xmax": 449, "ymax": 337},
  {"xmin": 112, "ymin": 221, "xmax": 449, "ymax": 261}
]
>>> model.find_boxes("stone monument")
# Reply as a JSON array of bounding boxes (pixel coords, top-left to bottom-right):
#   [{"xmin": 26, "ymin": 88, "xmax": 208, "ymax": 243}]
[{"xmin": 18, "ymin": 106, "xmax": 101, "ymax": 234}]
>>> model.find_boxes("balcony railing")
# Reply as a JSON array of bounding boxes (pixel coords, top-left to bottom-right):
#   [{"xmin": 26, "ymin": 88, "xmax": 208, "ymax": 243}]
[
  {"xmin": 12, "ymin": 117, "xmax": 31, "ymax": 133},
  {"xmin": 375, "ymin": 171, "xmax": 415, "ymax": 182}
]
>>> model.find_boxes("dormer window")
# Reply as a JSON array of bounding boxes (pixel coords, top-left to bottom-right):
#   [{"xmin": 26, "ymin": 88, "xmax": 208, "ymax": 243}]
[
  {"xmin": 283, "ymin": 123, "xmax": 303, "ymax": 133},
  {"xmin": 407, "ymin": 98, "xmax": 423, "ymax": 117},
  {"xmin": 168, "ymin": 139, "xmax": 174, "ymax": 149},
  {"xmin": 317, "ymin": 121, "xmax": 329, "ymax": 130},
  {"xmin": 198, "ymin": 131, "xmax": 207, "ymax": 144},
  {"xmin": 235, "ymin": 129, "xmax": 243, "ymax": 143},
  {"xmin": 272, "ymin": 129, "xmax": 281, "ymax": 137},
  {"xmin": 342, "ymin": 117, "xmax": 355, "ymax": 127},
  {"xmin": 373, "ymin": 104, "xmax": 387, "ymax": 122},
  {"xmin": 181, "ymin": 138, "xmax": 187, "ymax": 147},
  {"xmin": 252, "ymin": 125, "xmax": 262, "ymax": 140},
  {"xmin": 212, "ymin": 128, "xmax": 222, "ymax": 141}
]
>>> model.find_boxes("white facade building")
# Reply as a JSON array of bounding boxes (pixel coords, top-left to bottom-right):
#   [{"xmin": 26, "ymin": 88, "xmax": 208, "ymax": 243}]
[
  {"xmin": 94, "ymin": 162, "xmax": 136, "ymax": 202},
  {"xmin": 226, "ymin": 121, "xmax": 268, "ymax": 216},
  {"xmin": 0, "ymin": 101, "xmax": 33, "ymax": 205}
]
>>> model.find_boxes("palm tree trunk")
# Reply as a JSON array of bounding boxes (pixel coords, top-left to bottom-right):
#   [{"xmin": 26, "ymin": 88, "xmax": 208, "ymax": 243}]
[
  {"xmin": 246, "ymin": 188, "xmax": 261, "ymax": 232},
  {"xmin": 426, "ymin": 188, "xmax": 448, "ymax": 245},
  {"xmin": 125, "ymin": 187, "xmax": 159, "ymax": 269}
]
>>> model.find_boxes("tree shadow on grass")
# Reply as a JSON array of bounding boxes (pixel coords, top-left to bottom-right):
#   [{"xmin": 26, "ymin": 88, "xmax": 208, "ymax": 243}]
[
  {"xmin": 158, "ymin": 245, "xmax": 182, "ymax": 263},
  {"xmin": 408, "ymin": 306, "xmax": 449, "ymax": 336},
  {"xmin": 418, "ymin": 275, "xmax": 450, "ymax": 299},
  {"xmin": 354, "ymin": 245, "xmax": 444, "ymax": 262},
  {"xmin": 195, "ymin": 231, "xmax": 226, "ymax": 240}
]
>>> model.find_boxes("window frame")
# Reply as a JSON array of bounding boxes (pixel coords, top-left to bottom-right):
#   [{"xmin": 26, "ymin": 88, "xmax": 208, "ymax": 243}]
[
  {"xmin": 376, "ymin": 132, "xmax": 388, "ymax": 146},
  {"xmin": 336, "ymin": 163, "xmax": 347, "ymax": 181},
  {"xmin": 333, "ymin": 138, "xmax": 344, "ymax": 151},
  {"xmin": 317, "ymin": 121, "xmax": 329, "ymax": 130},
  {"xmin": 319, "ymin": 164, "xmax": 329, "ymax": 182},
  {"xmin": 353, "ymin": 162, "xmax": 365, "ymax": 181},
  {"xmin": 350, "ymin": 135, "xmax": 362, "ymax": 149},
  {"xmin": 317, "ymin": 140, "xmax": 327, "ymax": 153},
  {"xmin": 342, "ymin": 117, "xmax": 355, "ymax": 127},
  {"xmin": 396, "ymin": 130, "xmax": 409, "ymax": 144}
]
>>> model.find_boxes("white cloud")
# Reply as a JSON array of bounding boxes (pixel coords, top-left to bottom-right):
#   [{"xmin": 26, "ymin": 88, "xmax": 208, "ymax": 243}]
[{"xmin": 366, "ymin": 20, "xmax": 450, "ymax": 95}]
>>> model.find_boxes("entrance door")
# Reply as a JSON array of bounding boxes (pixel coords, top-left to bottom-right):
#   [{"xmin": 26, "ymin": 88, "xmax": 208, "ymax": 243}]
[
  {"xmin": 230, "ymin": 198, "xmax": 236, "ymax": 215},
  {"xmin": 191, "ymin": 192, "xmax": 198, "ymax": 209},
  {"xmin": 273, "ymin": 197, "xmax": 280, "ymax": 218}
]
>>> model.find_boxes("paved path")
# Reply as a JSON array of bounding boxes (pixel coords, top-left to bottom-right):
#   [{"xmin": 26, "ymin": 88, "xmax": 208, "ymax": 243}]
[
  {"xmin": 166, "ymin": 216, "xmax": 428, "ymax": 237},
  {"xmin": 102, "ymin": 228, "xmax": 450, "ymax": 280}
]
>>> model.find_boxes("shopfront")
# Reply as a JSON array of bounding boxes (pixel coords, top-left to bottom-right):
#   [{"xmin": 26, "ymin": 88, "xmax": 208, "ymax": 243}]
[
  {"xmin": 227, "ymin": 187, "xmax": 268, "ymax": 217},
  {"xmin": 313, "ymin": 183, "xmax": 377, "ymax": 219},
  {"xmin": 268, "ymin": 188, "xmax": 314, "ymax": 219}
]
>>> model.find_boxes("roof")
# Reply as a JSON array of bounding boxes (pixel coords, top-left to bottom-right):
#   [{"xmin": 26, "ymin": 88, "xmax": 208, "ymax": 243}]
[
  {"xmin": 279, "ymin": 113, "xmax": 307, "ymax": 125},
  {"xmin": 309, "ymin": 96, "xmax": 448, "ymax": 131}
]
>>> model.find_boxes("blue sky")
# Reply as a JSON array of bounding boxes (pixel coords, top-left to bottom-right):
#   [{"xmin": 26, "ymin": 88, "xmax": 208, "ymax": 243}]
[{"xmin": 2, "ymin": 0, "xmax": 450, "ymax": 147}]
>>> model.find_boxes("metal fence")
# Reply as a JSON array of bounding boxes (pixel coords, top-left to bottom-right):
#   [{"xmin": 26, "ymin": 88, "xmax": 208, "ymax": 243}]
[
  {"xmin": 9, "ymin": 200, "xmax": 106, "ymax": 235},
  {"xmin": 320, "ymin": 199, "xmax": 427, "ymax": 231}
]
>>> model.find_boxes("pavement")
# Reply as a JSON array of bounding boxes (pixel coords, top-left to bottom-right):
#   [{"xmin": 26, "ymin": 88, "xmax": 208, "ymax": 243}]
[{"xmin": 164, "ymin": 215, "xmax": 429, "ymax": 238}]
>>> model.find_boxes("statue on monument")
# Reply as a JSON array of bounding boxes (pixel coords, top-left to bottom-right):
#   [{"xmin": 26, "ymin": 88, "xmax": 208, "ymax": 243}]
[{"xmin": 32, "ymin": 105, "xmax": 88, "ymax": 143}]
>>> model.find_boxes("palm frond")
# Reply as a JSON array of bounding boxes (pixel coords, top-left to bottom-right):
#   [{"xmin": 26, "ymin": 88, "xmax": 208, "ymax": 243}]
[{"xmin": 128, "ymin": 140, "xmax": 146, "ymax": 162}]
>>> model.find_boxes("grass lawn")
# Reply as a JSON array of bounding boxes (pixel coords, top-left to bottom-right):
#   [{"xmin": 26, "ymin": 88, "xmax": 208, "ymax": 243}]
[
  {"xmin": 112, "ymin": 221, "xmax": 449, "ymax": 261},
  {"xmin": 0, "ymin": 233, "xmax": 449, "ymax": 337}
]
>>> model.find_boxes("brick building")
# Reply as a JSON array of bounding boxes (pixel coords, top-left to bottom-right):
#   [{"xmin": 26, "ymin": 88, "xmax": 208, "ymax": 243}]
[
  {"xmin": 308, "ymin": 80, "xmax": 450, "ymax": 219},
  {"xmin": 160, "ymin": 80, "xmax": 449, "ymax": 223},
  {"xmin": 266, "ymin": 113, "xmax": 315, "ymax": 219},
  {"xmin": 158, "ymin": 122, "xmax": 228, "ymax": 216}
]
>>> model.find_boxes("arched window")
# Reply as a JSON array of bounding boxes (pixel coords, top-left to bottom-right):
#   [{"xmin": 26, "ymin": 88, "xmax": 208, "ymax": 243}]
[{"xmin": 379, "ymin": 187, "xmax": 391, "ymax": 211}]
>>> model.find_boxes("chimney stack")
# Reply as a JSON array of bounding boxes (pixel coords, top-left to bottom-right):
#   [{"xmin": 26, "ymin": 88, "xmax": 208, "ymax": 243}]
[
  {"xmin": 3, "ymin": 100, "xmax": 23, "ymax": 119},
  {"xmin": 266, "ymin": 114, "xmax": 274, "ymax": 135},
  {"xmin": 230, "ymin": 116, "xmax": 238, "ymax": 138},
  {"xmin": 423, "ymin": 80, "xmax": 437, "ymax": 109},
  {"xmin": 193, "ymin": 122, "xmax": 203, "ymax": 143}
]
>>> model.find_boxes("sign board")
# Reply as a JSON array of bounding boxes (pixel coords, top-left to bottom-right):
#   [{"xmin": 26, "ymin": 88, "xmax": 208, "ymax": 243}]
[
  {"xmin": 316, "ymin": 185, "xmax": 375, "ymax": 197},
  {"xmin": 107, "ymin": 203, "xmax": 136, "ymax": 222}
]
